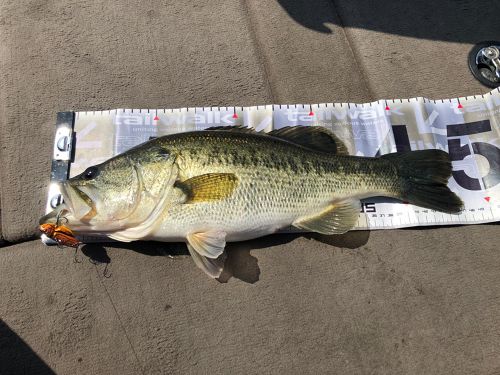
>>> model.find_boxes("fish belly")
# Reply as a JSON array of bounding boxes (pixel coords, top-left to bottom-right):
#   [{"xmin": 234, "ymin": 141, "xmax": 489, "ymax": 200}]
[
  {"xmin": 148, "ymin": 198, "xmax": 301, "ymax": 242},
  {"xmin": 147, "ymin": 174, "xmax": 359, "ymax": 242}
]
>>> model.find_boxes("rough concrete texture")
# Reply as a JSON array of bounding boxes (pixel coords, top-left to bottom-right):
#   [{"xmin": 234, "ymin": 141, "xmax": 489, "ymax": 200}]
[
  {"xmin": 330, "ymin": 0, "xmax": 495, "ymax": 99},
  {"xmin": 1, "ymin": 0, "xmax": 500, "ymax": 374},
  {"xmin": 243, "ymin": 0, "xmax": 371, "ymax": 104},
  {"xmin": 1, "ymin": 225, "xmax": 500, "ymax": 374},
  {"xmin": 0, "ymin": 209, "xmax": 4, "ymax": 245}
]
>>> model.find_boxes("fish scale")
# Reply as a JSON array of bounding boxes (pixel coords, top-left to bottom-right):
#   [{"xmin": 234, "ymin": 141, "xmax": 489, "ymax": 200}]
[{"xmin": 148, "ymin": 131, "xmax": 402, "ymax": 242}]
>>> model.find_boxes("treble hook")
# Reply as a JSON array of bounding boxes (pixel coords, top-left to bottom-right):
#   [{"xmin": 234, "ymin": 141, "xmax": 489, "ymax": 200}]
[
  {"xmin": 89, "ymin": 257, "xmax": 111, "ymax": 278},
  {"xmin": 102, "ymin": 263, "xmax": 112, "ymax": 279},
  {"xmin": 55, "ymin": 209, "xmax": 69, "ymax": 226},
  {"xmin": 73, "ymin": 244, "xmax": 82, "ymax": 263}
]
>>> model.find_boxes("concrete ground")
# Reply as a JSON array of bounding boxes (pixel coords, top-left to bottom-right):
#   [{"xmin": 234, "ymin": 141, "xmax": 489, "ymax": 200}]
[{"xmin": 1, "ymin": 0, "xmax": 499, "ymax": 374}]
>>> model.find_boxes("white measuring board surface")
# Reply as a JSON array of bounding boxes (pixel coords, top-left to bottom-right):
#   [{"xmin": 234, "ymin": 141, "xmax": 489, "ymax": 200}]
[{"xmin": 45, "ymin": 88, "xmax": 500, "ymax": 241}]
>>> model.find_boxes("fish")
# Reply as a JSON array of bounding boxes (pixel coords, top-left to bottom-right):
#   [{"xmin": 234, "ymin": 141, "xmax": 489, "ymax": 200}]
[
  {"xmin": 39, "ymin": 223, "xmax": 81, "ymax": 248},
  {"xmin": 39, "ymin": 126, "xmax": 463, "ymax": 278}
]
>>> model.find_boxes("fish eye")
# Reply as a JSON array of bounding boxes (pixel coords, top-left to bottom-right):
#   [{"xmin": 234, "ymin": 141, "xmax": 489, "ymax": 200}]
[{"xmin": 83, "ymin": 166, "xmax": 99, "ymax": 180}]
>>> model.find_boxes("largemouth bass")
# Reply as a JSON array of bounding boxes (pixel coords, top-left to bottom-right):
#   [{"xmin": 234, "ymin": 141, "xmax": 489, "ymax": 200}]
[{"xmin": 40, "ymin": 126, "xmax": 463, "ymax": 277}]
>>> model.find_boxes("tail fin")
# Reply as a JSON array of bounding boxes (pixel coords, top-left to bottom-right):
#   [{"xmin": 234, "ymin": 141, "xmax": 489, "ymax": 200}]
[{"xmin": 382, "ymin": 150, "xmax": 464, "ymax": 214}]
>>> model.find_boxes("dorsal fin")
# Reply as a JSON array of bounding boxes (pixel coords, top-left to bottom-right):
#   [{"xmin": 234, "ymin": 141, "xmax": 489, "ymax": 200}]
[
  {"xmin": 205, "ymin": 125, "xmax": 349, "ymax": 155},
  {"xmin": 268, "ymin": 126, "xmax": 349, "ymax": 155},
  {"xmin": 205, "ymin": 125, "xmax": 258, "ymax": 134}
]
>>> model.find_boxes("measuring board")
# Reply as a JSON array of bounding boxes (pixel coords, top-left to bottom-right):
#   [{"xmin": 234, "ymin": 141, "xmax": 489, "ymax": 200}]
[{"xmin": 43, "ymin": 89, "xmax": 500, "ymax": 243}]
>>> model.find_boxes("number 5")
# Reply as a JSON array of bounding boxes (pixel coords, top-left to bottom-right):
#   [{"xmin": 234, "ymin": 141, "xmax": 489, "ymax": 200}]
[{"xmin": 447, "ymin": 120, "xmax": 500, "ymax": 190}]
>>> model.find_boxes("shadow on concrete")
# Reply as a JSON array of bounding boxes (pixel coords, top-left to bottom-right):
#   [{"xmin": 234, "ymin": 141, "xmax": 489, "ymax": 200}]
[
  {"xmin": 398, "ymin": 221, "xmax": 499, "ymax": 231},
  {"xmin": 218, "ymin": 230, "xmax": 369, "ymax": 283},
  {"xmin": 79, "ymin": 231, "xmax": 369, "ymax": 284},
  {"xmin": 81, "ymin": 244, "xmax": 113, "ymax": 278},
  {"xmin": 277, "ymin": 0, "xmax": 499, "ymax": 43},
  {"xmin": 81, "ymin": 243, "xmax": 112, "ymax": 264},
  {"xmin": 0, "ymin": 320, "xmax": 56, "ymax": 375}
]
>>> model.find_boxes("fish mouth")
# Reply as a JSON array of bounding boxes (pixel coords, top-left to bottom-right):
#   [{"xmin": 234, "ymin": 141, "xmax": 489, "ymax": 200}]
[
  {"xmin": 38, "ymin": 203, "xmax": 70, "ymax": 225},
  {"xmin": 39, "ymin": 182, "xmax": 97, "ymax": 227},
  {"xmin": 59, "ymin": 181, "xmax": 98, "ymax": 223}
]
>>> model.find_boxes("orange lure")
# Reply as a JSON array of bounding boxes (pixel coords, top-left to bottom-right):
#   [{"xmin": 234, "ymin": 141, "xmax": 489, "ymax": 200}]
[{"xmin": 39, "ymin": 223, "xmax": 81, "ymax": 248}]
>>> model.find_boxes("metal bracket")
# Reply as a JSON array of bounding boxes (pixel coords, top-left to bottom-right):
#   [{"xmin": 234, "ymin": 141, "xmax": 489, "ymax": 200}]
[
  {"xmin": 469, "ymin": 41, "xmax": 500, "ymax": 88},
  {"xmin": 42, "ymin": 112, "xmax": 75, "ymax": 245}
]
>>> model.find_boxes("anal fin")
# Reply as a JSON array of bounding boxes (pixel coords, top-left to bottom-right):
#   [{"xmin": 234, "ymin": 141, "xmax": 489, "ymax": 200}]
[{"xmin": 293, "ymin": 199, "xmax": 361, "ymax": 235}]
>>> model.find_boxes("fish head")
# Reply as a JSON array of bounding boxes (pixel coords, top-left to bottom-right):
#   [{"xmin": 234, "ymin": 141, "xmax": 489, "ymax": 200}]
[
  {"xmin": 40, "ymin": 144, "xmax": 178, "ymax": 233},
  {"xmin": 61, "ymin": 155, "xmax": 141, "ymax": 230},
  {"xmin": 61, "ymin": 157, "xmax": 141, "ymax": 230},
  {"xmin": 40, "ymin": 155, "xmax": 142, "ymax": 232}
]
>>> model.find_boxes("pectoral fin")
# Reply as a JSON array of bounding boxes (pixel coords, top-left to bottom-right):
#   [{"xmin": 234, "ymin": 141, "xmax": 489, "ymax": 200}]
[
  {"xmin": 293, "ymin": 199, "xmax": 361, "ymax": 234},
  {"xmin": 186, "ymin": 231, "xmax": 227, "ymax": 278},
  {"xmin": 176, "ymin": 173, "xmax": 238, "ymax": 203}
]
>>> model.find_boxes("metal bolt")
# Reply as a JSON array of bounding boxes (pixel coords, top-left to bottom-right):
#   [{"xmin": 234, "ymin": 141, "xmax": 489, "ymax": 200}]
[
  {"xmin": 57, "ymin": 136, "xmax": 69, "ymax": 152},
  {"xmin": 483, "ymin": 46, "xmax": 499, "ymax": 59},
  {"xmin": 50, "ymin": 194, "xmax": 64, "ymax": 208}
]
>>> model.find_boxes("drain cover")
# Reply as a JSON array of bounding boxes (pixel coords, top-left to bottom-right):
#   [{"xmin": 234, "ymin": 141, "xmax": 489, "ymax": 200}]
[{"xmin": 469, "ymin": 41, "xmax": 500, "ymax": 88}]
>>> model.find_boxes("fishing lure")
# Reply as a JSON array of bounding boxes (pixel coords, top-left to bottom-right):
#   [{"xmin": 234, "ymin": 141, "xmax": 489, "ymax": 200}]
[
  {"xmin": 40, "ymin": 210, "xmax": 82, "ymax": 263},
  {"xmin": 39, "ymin": 222, "xmax": 81, "ymax": 248}
]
